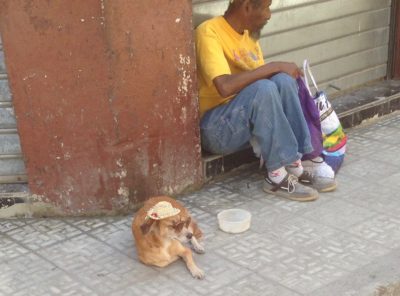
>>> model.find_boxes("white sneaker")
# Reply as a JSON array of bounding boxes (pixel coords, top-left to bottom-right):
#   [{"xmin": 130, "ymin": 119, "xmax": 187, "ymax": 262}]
[
  {"xmin": 302, "ymin": 158, "xmax": 335, "ymax": 179},
  {"xmin": 301, "ymin": 158, "xmax": 337, "ymax": 192}
]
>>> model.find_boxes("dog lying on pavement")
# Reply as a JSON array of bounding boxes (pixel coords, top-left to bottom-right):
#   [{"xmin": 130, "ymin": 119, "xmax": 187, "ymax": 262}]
[{"xmin": 132, "ymin": 196, "xmax": 205, "ymax": 279}]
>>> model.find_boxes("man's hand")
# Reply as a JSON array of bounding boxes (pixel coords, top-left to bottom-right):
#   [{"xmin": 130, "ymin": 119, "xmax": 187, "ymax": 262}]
[{"xmin": 267, "ymin": 62, "xmax": 302, "ymax": 79}]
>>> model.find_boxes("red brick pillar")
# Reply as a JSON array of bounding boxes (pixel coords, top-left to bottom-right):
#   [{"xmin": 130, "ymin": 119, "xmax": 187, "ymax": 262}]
[{"xmin": 0, "ymin": 0, "xmax": 202, "ymax": 215}]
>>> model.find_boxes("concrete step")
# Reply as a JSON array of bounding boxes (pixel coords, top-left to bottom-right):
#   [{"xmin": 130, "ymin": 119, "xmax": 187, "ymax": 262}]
[
  {"xmin": 0, "ymin": 195, "xmax": 26, "ymax": 208},
  {"xmin": 331, "ymin": 80, "xmax": 400, "ymax": 128},
  {"xmin": 202, "ymin": 79, "xmax": 400, "ymax": 181}
]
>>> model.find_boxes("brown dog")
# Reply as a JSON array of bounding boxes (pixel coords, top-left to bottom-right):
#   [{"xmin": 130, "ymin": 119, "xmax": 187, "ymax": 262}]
[{"xmin": 132, "ymin": 196, "xmax": 205, "ymax": 279}]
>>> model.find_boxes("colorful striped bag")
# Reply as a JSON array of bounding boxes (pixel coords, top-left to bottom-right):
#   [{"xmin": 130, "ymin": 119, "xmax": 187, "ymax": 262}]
[{"xmin": 302, "ymin": 60, "xmax": 347, "ymax": 173}]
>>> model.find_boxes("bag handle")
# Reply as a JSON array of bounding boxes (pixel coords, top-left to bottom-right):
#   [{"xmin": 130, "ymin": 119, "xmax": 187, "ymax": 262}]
[{"xmin": 303, "ymin": 59, "xmax": 319, "ymax": 96}]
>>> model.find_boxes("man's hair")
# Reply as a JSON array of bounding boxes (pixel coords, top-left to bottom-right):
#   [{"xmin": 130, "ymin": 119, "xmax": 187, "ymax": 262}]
[
  {"xmin": 228, "ymin": 0, "xmax": 264, "ymax": 9},
  {"xmin": 249, "ymin": 0, "xmax": 264, "ymax": 8}
]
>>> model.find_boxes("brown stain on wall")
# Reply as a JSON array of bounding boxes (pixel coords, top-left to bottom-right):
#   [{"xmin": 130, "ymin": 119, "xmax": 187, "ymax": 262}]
[{"xmin": 0, "ymin": 0, "xmax": 203, "ymax": 214}]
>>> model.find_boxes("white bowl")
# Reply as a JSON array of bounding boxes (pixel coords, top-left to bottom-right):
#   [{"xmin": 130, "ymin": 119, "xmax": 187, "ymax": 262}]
[{"xmin": 217, "ymin": 209, "xmax": 251, "ymax": 234}]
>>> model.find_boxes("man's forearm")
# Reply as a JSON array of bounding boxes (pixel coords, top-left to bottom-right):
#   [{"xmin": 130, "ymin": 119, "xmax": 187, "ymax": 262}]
[{"xmin": 213, "ymin": 62, "xmax": 301, "ymax": 98}]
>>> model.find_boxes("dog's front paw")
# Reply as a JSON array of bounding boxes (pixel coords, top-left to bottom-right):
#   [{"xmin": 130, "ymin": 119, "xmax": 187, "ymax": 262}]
[
  {"xmin": 190, "ymin": 237, "xmax": 205, "ymax": 254},
  {"xmin": 190, "ymin": 266, "xmax": 205, "ymax": 280},
  {"xmin": 192, "ymin": 243, "xmax": 205, "ymax": 254}
]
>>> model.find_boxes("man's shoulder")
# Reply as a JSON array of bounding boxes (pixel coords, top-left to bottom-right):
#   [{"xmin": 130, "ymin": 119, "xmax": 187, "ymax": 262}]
[{"xmin": 196, "ymin": 16, "xmax": 224, "ymax": 34}]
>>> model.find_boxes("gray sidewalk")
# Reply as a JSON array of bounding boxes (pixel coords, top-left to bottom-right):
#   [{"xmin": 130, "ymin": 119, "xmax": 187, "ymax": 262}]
[{"xmin": 1, "ymin": 111, "xmax": 400, "ymax": 296}]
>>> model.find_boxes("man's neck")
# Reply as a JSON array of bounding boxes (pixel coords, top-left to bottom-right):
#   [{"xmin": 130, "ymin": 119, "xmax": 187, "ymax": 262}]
[{"xmin": 223, "ymin": 11, "xmax": 246, "ymax": 35}]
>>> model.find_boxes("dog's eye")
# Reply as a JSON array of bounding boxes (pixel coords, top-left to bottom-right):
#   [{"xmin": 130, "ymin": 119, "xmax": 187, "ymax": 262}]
[{"xmin": 173, "ymin": 221, "xmax": 184, "ymax": 230}]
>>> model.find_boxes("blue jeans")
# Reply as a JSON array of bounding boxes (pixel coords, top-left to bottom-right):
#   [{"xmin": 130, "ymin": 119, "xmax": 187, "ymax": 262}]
[{"xmin": 200, "ymin": 73, "xmax": 313, "ymax": 171}]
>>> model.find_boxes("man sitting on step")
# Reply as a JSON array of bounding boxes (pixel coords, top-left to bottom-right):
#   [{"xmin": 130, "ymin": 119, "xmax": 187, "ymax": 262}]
[{"xmin": 195, "ymin": 0, "xmax": 337, "ymax": 201}]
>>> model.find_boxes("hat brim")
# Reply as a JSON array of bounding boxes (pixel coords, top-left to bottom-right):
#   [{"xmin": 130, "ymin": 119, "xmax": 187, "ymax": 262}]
[{"xmin": 147, "ymin": 207, "xmax": 181, "ymax": 220}]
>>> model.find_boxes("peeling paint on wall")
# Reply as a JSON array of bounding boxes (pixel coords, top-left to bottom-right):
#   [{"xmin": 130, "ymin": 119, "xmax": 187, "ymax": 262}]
[
  {"xmin": 99, "ymin": 0, "xmax": 106, "ymax": 27},
  {"xmin": 177, "ymin": 54, "xmax": 192, "ymax": 96},
  {"xmin": 110, "ymin": 158, "xmax": 130, "ymax": 209},
  {"xmin": 180, "ymin": 106, "xmax": 187, "ymax": 124}
]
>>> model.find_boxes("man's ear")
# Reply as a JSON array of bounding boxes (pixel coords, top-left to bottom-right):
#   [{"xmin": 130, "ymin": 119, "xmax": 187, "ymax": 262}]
[
  {"xmin": 140, "ymin": 218, "xmax": 155, "ymax": 235},
  {"xmin": 185, "ymin": 217, "xmax": 191, "ymax": 228}
]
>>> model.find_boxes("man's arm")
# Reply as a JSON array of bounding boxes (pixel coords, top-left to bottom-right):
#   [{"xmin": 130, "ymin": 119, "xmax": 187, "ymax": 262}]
[{"xmin": 213, "ymin": 61, "xmax": 302, "ymax": 98}]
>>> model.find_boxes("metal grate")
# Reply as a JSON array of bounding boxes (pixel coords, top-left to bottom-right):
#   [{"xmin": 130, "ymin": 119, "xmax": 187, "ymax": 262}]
[{"xmin": 0, "ymin": 34, "xmax": 27, "ymax": 184}]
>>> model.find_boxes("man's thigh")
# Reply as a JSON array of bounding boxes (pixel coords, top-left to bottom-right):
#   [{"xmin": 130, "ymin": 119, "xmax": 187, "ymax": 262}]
[
  {"xmin": 200, "ymin": 79, "xmax": 282, "ymax": 154},
  {"xmin": 200, "ymin": 92, "xmax": 256, "ymax": 154}
]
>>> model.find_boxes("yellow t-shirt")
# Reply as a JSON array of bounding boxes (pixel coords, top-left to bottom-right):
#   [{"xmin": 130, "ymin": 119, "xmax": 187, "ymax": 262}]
[{"xmin": 195, "ymin": 16, "xmax": 265, "ymax": 117}]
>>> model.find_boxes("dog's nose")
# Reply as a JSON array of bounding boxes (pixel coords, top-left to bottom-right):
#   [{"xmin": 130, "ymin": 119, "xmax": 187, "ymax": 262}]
[{"xmin": 186, "ymin": 233, "xmax": 193, "ymax": 239}]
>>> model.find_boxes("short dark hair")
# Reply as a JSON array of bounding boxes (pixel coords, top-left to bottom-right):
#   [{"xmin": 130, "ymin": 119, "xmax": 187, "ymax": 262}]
[
  {"xmin": 228, "ymin": 0, "xmax": 264, "ymax": 10},
  {"xmin": 249, "ymin": 0, "xmax": 264, "ymax": 8}
]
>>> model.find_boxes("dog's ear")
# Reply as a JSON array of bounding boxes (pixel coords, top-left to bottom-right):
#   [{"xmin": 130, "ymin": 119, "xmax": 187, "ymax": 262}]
[
  {"xmin": 185, "ymin": 217, "xmax": 191, "ymax": 228},
  {"xmin": 140, "ymin": 218, "xmax": 155, "ymax": 235}
]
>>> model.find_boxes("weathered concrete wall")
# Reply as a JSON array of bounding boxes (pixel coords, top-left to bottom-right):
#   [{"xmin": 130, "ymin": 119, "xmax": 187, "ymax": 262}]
[{"xmin": 0, "ymin": 0, "xmax": 202, "ymax": 215}]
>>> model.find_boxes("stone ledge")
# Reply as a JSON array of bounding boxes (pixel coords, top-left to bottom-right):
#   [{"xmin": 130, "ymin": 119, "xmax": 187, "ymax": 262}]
[
  {"xmin": 334, "ymin": 80, "xmax": 400, "ymax": 128},
  {"xmin": 203, "ymin": 148, "xmax": 258, "ymax": 182}
]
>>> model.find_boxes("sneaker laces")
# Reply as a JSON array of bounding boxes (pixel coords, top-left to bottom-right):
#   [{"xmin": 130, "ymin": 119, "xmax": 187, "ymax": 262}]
[
  {"xmin": 266, "ymin": 174, "xmax": 299, "ymax": 193},
  {"xmin": 299, "ymin": 170, "xmax": 314, "ymax": 184},
  {"xmin": 286, "ymin": 174, "xmax": 298, "ymax": 193}
]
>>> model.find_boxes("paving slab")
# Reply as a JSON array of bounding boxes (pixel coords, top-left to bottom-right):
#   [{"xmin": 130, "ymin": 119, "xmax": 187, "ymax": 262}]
[{"xmin": 1, "ymin": 111, "xmax": 400, "ymax": 296}]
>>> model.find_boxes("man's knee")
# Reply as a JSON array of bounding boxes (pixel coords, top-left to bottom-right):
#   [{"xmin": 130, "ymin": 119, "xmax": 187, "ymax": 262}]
[
  {"xmin": 271, "ymin": 72, "xmax": 297, "ymax": 89},
  {"xmin": 251, "ymin": 79, "xmax": 279, "ymax": 99},
  {"xmin": 235, "ymin": 79, "xmax": 281, "ymax": 111}
]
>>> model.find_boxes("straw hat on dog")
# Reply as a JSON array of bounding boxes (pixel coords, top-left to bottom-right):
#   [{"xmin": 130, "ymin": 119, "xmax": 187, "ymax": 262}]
[{"xmin": 146, "ymin": 201, "xmax": 180, "ymax": 220}]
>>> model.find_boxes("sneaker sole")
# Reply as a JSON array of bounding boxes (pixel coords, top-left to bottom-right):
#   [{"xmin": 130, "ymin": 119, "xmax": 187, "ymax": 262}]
[
  {"xmin": 263, "ymin": 187, "xmax": 318, "ymax": 202},
  {"xmin": 319, "ymin": 182, "xmax": 337, "ymax": 193},
  {"xmin": 300, "ymin": 180, "xmax": 337, "ymax": 193}
]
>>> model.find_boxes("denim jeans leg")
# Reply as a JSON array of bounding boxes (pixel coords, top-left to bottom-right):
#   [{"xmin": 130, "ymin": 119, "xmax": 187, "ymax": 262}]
[
  {"xmin": 270, "ymin": 73, "xmax": 313, "ymax": 155},
  {"xmin": 200, "ymin": 79, "xmax": 308, "ymax": 171},
  {"xmin": 200, "ymin": 93, "xmax": 252, "ymax": 156}
]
